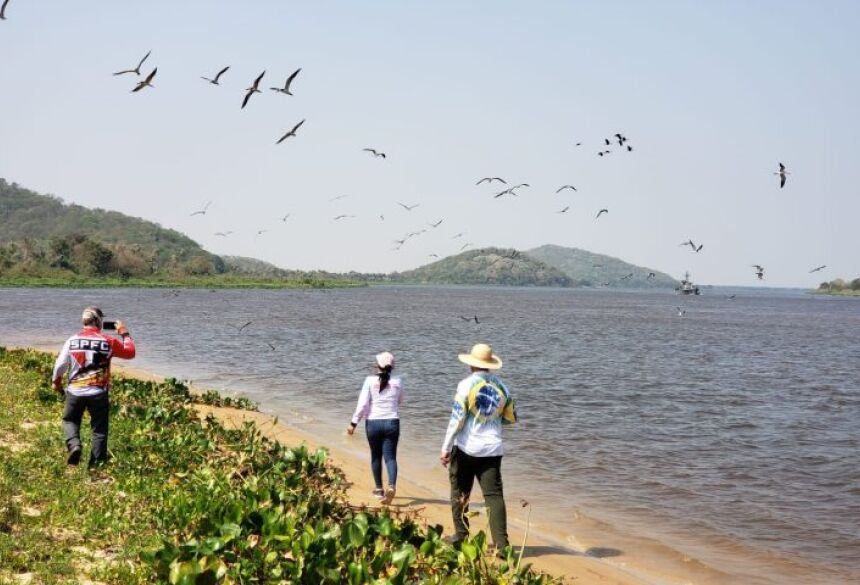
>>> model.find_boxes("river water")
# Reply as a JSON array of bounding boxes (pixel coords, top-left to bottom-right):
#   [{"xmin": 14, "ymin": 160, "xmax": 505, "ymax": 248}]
[{"xmin": 1, "ymin": 286, "xmax": 858, "ymax": 584}]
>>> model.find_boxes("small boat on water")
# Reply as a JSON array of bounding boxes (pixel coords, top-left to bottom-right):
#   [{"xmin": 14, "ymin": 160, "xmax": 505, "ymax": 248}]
[{"xmin": 675, "ymin": 271, "xmax": 700, "ymax": 295}]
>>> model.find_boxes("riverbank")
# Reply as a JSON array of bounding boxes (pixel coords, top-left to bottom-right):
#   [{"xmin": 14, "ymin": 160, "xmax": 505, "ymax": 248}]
[
  {"xmin": 0, "ymin": 275, "xmax": 365, "ymax": 289},
  {"xmin": 0, "ymin": 347, "xmax": 659, "ymax": 584}
]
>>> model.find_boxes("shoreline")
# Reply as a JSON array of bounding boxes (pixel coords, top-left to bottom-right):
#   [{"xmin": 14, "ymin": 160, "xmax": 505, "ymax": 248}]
[
  {"xmin": 7, "ymin": 345, "xmax": 677, "ymax": 585},
  {"xmin": 9, "ymin": 343, "xmax": 848, "ymax": 585},
  {"xmin": 109, "ymin": 362, "xmax": 745, "ymax": 585},
  {"xmin": 112, "ymin": 361, "xmax": 662, "ymax": 585}
]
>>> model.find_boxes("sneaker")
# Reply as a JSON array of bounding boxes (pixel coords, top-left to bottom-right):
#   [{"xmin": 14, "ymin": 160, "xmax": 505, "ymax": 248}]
[
  {"xmin": 67, "ymin": 447, "xmax": 82, "ymax": 466},
  {"xmin": 372, "ymin": 488, "xmax": 385, "ymax": 500},
  {"xmin": 382, "ymin": 486, "xmax": 396, "ymax": 505}
]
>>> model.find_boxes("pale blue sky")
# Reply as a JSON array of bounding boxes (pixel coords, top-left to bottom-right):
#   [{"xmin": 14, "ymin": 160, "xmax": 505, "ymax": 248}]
[{"xmin": 1, "ymin": 1, "xmax": 858, "ymax": 286}]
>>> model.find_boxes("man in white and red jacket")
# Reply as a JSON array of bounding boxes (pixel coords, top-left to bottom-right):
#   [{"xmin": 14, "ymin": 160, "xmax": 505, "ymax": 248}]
[{"xmin": 52, "ymin": 306, "xmax": 136, "ymax": 466}]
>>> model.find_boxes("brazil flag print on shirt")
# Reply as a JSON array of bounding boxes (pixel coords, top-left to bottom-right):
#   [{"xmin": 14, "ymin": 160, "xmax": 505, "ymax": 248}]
[{"xmin": 442, "ymin": 372, "xmax": 517, "ymax": 458}]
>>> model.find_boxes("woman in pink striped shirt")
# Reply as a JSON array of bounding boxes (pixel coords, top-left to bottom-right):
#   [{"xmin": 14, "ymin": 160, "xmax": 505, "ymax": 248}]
[{"xmin": 347, "ymin": 352, "xmax": 403, "ymax": 504}]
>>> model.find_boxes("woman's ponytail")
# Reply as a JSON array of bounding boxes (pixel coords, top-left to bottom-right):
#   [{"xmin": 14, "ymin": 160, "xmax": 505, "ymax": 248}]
[{"xmin": 378, "ymin": 364, "xmax": 393, "ymax": 392}]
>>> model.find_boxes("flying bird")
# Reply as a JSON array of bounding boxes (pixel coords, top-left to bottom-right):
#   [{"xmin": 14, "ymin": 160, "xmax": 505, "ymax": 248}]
[
  {"xmin": 452, "ymin": 233, "xmax": 464, "ymax": 239},
  {"xmin": 333, "ymin": 214, "xmax": 354, "ymax": 221},
  {"xmin": 429, "ymin": 254, "xmax": 439, "ymax": 258},
  {"xmin": 265, "ymin": 342, "xmax": 276, "ymax": 351},
  {"xmin": 430, "ymin": 219, "xmax": 444, "ymax": 228},
  {"xmin": 228, "ymin": 321, "xmax": 253, "ymax": 333},
  {"xmin": 598, "ymin": 150, "xmax": 611, "ymax": 156},
  {"xmin": 329, "ymin": 194, "xmax": 349, "ymax": 202},
  {"xmin": 256, "ymin": 230, "xmax": 268, "ymax": 236},
  {"xmin": 241, "ymin": 70, "xmax": 266, "ymax": 109},
  {"xmin": 113, "ymin": 50, "xmax": 151, "ymax": 76},
  {"xmin": 476, "ymin": 177, "xmax": 507, "ymax": 185},
  {"xmin": 0, "ymin": 0, "xmax": 10, "ymax": 20},
  {"xmin": 460, "ymin": 315, "xmax": 480, "ymax": 324},
  {"xmin": 281, "ymin": 214, "xmax": 291, "ymax": 222},
  {"xmin": 620, "ymin": 273, "xmax": 634, "ymax": 280},
  {"xmin": 398, "ymin": 202, "xmax": 420, "ymax": 211},
  {"xmin": 595, "ymin": 209, "xmax": 608, "ymax": 219},
  {"xmin": 575, "ymin": 142, "xmax": 582, "ymax": 146},
  {"xmin": 647, "ymin": 272, "xmax": 656, "ymax": 279},
  {"xmin": 774, "ymin": 162, "xmax": 789, "ymax": 188},
  {"xmin": 752, "ymin": 265, "xmax": 765, "ymax": 280},
  {"xmin": 131, "ymin": 68, "xmax": 157, "ymax": 92},
  {"xmin": 460, "ymin": 243, "xmax": 472, "ymax": 251},
  {"xmin": 680, "ymin": 240, "xmax": 696, "ymax": 249},
  {"xmin": 511, "ymin": 183, "xmax": 530, "ymax": 190},
  {"xmin": 809, "ymin": 265, "xmax": 827, "ymax": 273},
  {"xmin": 270, "ymin": 68, "xmax": 301, "ymax": 95},
  {"xmin": 201, "ymin": 66, "xmax": 230, "ymax": 85},
  {"xmin": 276, "ymin": 119, "xmax": 306, "ymax": 143},
  {"xmin": 677, "ymin": 307, "xmax": 686, "ymax": 317},
  {"xmin": 214, "ymin": 231, "xmax": 233, "ymax": 237},
  {"xmin": 494, "ymin": 188, "xmax": 514, "ymax": 199},
  {"xmin": 363, "ymin": 148, "xmax": 386, "ymax": 158},
  {"xmin": 379, "ymin": 215, "xmax": 385, "ymax": 221},
  {"xmin": 557, "ymin": 206, "xmax": 570, "ymax": 214},
  {"xmin": 627, "ymin": 145, "xmax": 633, "ymax": 152},
  {"xmin": 604, "ymin": 138, "xmax": 611, "ymax": 146},
  {"xmin": 190, "ymin": 202, "xmax": 212, "ymax": 216},
  {"xmin": 556, "ymin": 185, "xmax": 577, "ymax": 193}
]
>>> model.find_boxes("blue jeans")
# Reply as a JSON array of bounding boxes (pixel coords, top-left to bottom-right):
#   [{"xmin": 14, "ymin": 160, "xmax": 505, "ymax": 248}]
[{"xmin": 365, "ymin": 418, "xmax": 399, "ymax": 488}]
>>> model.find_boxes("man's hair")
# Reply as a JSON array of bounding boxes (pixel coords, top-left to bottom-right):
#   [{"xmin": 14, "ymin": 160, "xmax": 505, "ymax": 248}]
[{"xmin": 82, "ymin": 306, "xmax": 104, "ymax": 328}]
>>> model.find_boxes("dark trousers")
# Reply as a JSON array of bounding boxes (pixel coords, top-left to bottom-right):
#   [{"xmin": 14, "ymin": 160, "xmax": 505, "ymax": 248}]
[
  {"xmin": 448, "ymin": 446, "xmax": 509, "ymax": 549},
  {"xmin": 62, "ymin": 392, "xmax": 110, "ymax": 465},
  {"xmin": 365, "ymin": 418, "xmax": 399, "ymax": 488}
]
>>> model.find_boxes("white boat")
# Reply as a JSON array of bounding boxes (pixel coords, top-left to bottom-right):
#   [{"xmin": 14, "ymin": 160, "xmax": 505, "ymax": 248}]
[{"xmin": 675, "ymin": 271, "xmax": 700, "ymax": 295}]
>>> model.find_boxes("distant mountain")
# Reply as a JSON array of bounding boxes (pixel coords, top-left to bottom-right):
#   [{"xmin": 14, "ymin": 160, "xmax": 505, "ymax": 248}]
[
  {"xmin": 526, "ymin": 244, "xmax": 677, "ymax": 288},
  {"xmin": 0, "ymin": 178, "xmax": 223, "ymax": 277},
  {"xmin": 393, "ymin": 247, "xmax": 573, "ymax": 287}
]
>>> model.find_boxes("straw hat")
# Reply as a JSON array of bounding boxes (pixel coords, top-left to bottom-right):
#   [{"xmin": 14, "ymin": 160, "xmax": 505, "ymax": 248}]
[{"xmin": 458, "ymin": 343, "xmax": 503, "ymax": 370}]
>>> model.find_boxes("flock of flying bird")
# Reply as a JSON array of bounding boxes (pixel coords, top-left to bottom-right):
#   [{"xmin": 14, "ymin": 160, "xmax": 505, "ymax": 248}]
[
  {"xmin": 1, "ymin": 4, "xmax": 827, "ymax": 300},
  {"xmin": 102, "ymin": 47, "xmax": 821, "ymax": 293}
]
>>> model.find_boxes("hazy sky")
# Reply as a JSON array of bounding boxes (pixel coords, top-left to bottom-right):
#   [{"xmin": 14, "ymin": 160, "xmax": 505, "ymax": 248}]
[{"xmin": 1, "ymin": 1, "xmax": 858, "ymax": 287}]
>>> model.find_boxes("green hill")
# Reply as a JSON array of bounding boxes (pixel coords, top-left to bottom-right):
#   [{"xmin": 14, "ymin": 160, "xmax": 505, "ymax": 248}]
[
  {"xmin": 526, "ymin": 244, "xmax": 677, "ymax": 288},
  {"xmin": 393, "ymin": 247, "xmax": 574, "ymax": 287},
  {"xmin": 0, "ymin": 178, "xmax": 223, "ymax": 277}
]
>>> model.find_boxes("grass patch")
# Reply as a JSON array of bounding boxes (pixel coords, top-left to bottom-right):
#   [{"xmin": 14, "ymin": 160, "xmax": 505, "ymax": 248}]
[{"xmin": 0, "ymin": 347, "xmax": 557, "ymax": 584}]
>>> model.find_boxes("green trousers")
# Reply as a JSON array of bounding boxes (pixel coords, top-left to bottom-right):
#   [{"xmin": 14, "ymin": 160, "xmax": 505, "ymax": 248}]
[{"xmin": 448, "ymin": 446, "xmax": 509, "ymax": 549}]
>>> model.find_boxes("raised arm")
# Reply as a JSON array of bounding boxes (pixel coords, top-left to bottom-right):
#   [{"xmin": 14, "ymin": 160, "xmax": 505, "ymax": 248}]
[{"xmin": 109, "ymin": 320, "xmax": 136, "ymax": 359}]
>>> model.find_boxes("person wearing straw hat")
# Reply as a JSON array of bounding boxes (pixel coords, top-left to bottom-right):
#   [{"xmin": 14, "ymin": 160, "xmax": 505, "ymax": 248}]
[
  {"xmin": 440, "ymin": 343, "xmax": 517, "ymax": 553},
  {"xmin": 347, "ymin": 351, "xmax": 403, "ymax": 505}
]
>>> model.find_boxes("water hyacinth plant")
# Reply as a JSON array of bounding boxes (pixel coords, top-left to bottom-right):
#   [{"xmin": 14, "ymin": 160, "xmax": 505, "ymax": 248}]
[{"xmin": 0, "ymin": 347, "xmax": 559, "ymax": 584}]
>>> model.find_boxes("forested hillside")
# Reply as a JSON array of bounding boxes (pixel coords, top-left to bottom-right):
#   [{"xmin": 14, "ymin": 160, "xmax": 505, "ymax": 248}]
[
  {"xmin": 526, "ymin": 244, "xmax": 677, "ymax": 288},
  {"xmin": 0, "ymin": 179, "xmax": 223, "ymax": 277},
  {"xmin": 393, "ymin": 248, "xmax": 574, "ymax": 287}
]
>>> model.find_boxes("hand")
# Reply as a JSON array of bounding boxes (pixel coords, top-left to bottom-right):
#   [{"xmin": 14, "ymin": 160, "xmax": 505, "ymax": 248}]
[
  {"xmin": 52, "ymin": 378, "xmax": 64, "ymax": 394},
  {"xmin": 440, "ymin": 451, "xmax": 450, "ymax": 468},
  {"xmin": 115, "ymin": 320, "xmax": 129, "ymax": 336},
  {"xmin": 346, "ymin": 424, "xmax": 356, "ymax": 436}
]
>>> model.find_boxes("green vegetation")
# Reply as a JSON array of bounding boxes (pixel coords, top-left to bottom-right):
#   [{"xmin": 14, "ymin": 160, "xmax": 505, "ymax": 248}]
[
  {"xmin": 0, "ymin": 180, "xmax": 361, "ymax": 288},
  {"xmin": 0, "ymin": 347, "xmax": 557, "ymax": 584},
  {"xmin": 392, "ymin": 248, "xmax": 574, "ymax": 287},
  {"xmin": 0, "ymin": 179, "xmax": 224, "ymax": 278},
  {"xmin": 815, "ymin": 278, "xmax": 860, "ymax": 296},
  {"xmin": 525, "ymin": 245, "xmax": 677, "ymax": 288}
]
